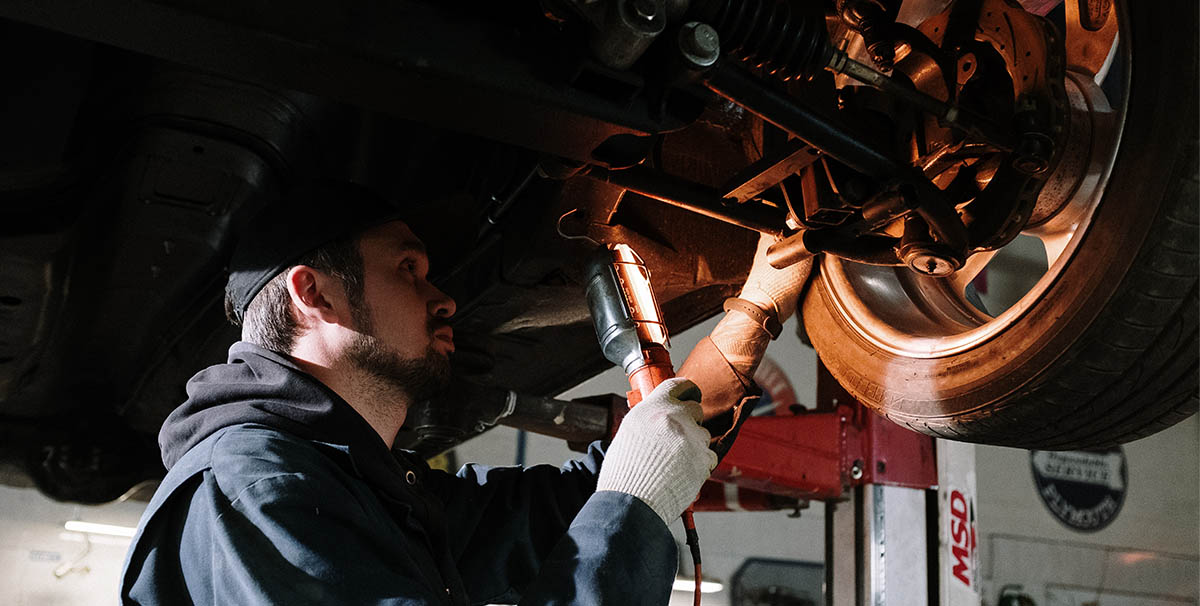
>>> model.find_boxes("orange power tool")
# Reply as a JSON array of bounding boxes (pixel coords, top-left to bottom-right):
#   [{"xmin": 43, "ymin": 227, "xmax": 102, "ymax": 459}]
[{"xmin": 585, "ymin": 243, "xmax": 704, "ymax": 606}]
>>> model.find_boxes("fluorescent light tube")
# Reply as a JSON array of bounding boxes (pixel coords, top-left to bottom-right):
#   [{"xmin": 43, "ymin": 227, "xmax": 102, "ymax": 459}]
[
  {"xmin": 671, "ymin": 578, "xmax": 724, "ymax": 593},
  {"xmin": 63, "ymin": 521, "xmax": 137, "ymax": 538}
]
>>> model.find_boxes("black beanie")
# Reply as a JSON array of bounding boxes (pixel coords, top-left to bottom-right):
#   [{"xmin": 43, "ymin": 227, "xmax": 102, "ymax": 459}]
[{"xmin": 225, "ymin": 180, "xmax": 404, "ymax": 325}]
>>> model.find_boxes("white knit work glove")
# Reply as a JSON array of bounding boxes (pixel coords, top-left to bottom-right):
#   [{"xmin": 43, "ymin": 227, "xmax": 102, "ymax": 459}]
[
  {"xmin": 597, "ymin": 378, "xmax": 718, "ymax": 524},
  {"xmin": 738, "ymin": 232, "xmax": 812, "ymax": 321}
]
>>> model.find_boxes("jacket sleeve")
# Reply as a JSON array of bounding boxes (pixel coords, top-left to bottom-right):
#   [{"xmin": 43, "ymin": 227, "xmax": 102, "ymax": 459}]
[
  {"xmin": 422, "ymin": 441, "xmax": 677, "ymax": 605},
  {"xmin": 516, "ymin": 490, "xmax": 677, "ymax": 606}
]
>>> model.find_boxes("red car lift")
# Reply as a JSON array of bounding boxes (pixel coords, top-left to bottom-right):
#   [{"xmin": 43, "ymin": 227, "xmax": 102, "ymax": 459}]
[
  {"xmin": 692, "ymin": 363, "xmax": 963, "ymax": 606},
  {"xmin": 696, "ymin": 363, "xmax": 937, "ymax": 507}
]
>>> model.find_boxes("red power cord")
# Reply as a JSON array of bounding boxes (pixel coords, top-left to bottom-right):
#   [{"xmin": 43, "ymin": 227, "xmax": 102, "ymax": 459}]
[{"xmin": 682, "ymin": 510, "xmax": 702, "ymax": 606}]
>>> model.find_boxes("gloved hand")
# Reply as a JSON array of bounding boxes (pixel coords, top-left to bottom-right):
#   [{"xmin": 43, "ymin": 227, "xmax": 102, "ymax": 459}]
[
  {"xmin": 698, "ymin": 233, "xmax": 814, "ymax": 388},
  {"xmin": 596, "ymin": 378, "xmax": 718, "ymax": 524},
  {"xmin": 738, "ymin": 232, "xmax": 813, "ymax": 322}
]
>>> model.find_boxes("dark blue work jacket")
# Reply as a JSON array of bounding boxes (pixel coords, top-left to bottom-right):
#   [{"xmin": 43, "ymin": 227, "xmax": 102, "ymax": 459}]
[{"xmin": 119, "ymin": 342, "xmax": 676, "ymax": 605}]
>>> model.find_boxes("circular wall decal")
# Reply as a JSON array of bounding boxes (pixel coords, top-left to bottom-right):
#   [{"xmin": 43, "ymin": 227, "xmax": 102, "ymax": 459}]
[{"xmin": 1029, "ymin": 447, "xmax": 1127, "ymax": 532}]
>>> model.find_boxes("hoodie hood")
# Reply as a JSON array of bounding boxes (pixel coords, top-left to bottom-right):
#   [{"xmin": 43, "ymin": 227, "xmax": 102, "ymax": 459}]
[{"xmin": 160, "ymin": 342, "xmax": 400, "ymax": 475}]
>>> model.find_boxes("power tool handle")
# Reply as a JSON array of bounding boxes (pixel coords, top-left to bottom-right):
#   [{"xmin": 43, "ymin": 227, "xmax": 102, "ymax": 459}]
[
  {"xmin": 625, "ymin": 344, "xmax": 676, "ymax": 406},
  {"xmin": 626, "ymin": 363, "xmax": 675, "ymax": 406}
]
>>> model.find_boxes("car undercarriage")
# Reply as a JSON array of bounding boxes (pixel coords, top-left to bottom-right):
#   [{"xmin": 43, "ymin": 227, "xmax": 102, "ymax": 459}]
[{"xmin": 0, "ymin": 0, "xmax": 1195, "ymax": 503}]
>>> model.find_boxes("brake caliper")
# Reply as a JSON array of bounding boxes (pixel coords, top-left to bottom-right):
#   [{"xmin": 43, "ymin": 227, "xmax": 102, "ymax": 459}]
[{"xmin": 906, "ymin": 0, "xmax": 1069, "ymax": 251}]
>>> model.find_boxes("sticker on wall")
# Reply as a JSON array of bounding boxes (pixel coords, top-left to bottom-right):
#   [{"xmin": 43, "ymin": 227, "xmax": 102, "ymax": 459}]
[
  {"xmin": 1029, "ymin": 447, "xmax": 1127, "ymax": 532},
  {"xmin": 28, "ymin": 550, "xmax": 61, "ymax": 562}
]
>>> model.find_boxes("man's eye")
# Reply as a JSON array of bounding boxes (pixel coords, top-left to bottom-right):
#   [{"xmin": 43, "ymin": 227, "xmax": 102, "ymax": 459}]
[{"xmin": 401, "ymin": 260, "xmax": 418, "ymax": 273}]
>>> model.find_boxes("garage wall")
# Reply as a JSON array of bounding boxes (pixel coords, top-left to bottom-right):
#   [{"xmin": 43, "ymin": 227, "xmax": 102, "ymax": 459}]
[
  {"xmin": 975, "ymin": 416, "xmax": 1200, "ymax": 606},
  {"xmin": 0, "ymin": 485, "xmax": 145, "ymax": 606}
]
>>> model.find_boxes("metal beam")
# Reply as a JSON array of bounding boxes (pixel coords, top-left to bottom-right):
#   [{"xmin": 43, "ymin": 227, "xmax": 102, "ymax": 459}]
[{"xmin": 587, "ymin": 165, "xmax": 788, "ymax": 236}]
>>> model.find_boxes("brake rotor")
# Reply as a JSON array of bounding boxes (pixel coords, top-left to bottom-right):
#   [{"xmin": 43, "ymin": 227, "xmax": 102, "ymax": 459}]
[{"xmin": 894, "ymin": 0, "xmax": 1069, "ymax": 253}]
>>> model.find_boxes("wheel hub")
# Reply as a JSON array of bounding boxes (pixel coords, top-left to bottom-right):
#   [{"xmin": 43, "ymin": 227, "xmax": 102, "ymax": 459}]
[
  {"xmin": 895, "ymin": 0, "xmax": 1070, "ymax": 259},
  {"xmin": 817, "ymin": 0, "xmax": 1125, "ymax": 359}
]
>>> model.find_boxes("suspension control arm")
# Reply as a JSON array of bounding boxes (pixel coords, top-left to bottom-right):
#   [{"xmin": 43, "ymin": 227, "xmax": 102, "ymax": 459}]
[{"xmin": 702, "ymin": 61, "xmax": 903, "ymax": 179}]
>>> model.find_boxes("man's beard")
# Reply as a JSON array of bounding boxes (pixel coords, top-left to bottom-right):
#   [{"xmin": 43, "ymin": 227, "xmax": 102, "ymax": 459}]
[{"xmin": 342, "ymin": 328, "xmax": 452, "ymax": 404}]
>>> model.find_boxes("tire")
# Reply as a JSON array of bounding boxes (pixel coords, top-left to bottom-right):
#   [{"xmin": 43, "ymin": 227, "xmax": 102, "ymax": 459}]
[{"xmin": 801, "ymin": 0, "xmax": 1198, "ymax": 449}]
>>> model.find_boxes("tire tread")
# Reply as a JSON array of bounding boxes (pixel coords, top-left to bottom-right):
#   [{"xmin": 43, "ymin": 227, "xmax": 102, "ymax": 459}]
[{"xmin": 922, "ymin": 133, "xmax": 1199, "ymax": 449}]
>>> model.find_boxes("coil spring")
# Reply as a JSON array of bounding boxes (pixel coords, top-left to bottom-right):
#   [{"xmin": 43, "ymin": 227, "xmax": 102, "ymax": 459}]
[{"xmin": 697, "ymin": 0, "xmax": 832, "ymax": 81}]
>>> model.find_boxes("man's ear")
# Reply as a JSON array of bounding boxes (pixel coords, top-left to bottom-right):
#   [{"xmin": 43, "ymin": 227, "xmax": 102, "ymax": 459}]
[{"xmin": 285, "ymin": 266, "xmax": 347, "ymax": 326}]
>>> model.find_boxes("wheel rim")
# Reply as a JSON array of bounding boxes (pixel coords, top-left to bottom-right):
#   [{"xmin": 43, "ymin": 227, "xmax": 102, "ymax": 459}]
[{"xmin": 820, "ymin": 2, "xmax": 1130, "ymax": 359}]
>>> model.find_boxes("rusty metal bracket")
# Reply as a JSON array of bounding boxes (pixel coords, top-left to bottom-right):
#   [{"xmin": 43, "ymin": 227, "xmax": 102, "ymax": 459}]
[{"xmin": 721, "ymin": 139, "xmax": 822, "ymax": 204}]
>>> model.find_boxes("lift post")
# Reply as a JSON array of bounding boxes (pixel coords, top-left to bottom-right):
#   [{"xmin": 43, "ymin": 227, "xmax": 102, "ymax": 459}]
[{"xmin": 698, "ymin": 362, "xmax": 948, "ymax": 605}]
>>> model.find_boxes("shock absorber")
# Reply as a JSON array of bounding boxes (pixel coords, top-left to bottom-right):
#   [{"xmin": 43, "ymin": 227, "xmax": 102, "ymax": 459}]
[
  {"xmin": 693, "ymin": 0, "xmax": 832, "ymax": 81},
  {"xmin": 682, "ymin": 1, "xmax": 1016, "ymax": 155}
]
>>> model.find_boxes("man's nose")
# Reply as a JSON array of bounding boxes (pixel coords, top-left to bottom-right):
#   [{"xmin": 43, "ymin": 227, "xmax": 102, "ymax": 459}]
[{"xmin": 428, "ymin": 284, "xmax": 456, "ymax": 319}]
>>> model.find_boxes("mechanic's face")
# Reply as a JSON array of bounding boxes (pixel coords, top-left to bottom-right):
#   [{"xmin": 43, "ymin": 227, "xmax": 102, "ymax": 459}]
[{"xmin": 341, "ymin": 220, "xmax": 456, "ymax": 402}]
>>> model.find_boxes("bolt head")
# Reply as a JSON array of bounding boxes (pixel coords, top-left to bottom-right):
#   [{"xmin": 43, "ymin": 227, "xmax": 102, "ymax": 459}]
[
  {"xmin": 687, "ymin": 23, "xmax": 719, "ymax": 54},
  {"xmin": 679, "ymin": 22, "xmax": 720, "ymax": 68},
  {"xmin": 900, "ymin": 242, "xmax": 962, "ymax": 277},
  {"xmin": 1013, "ymin": 155, "xmax": 1049, "ymax": 175},
  {"xmin": 1012, "ymin": 136, "xmax": 1052, "ymax": 174},
  {"xmin": 908, "ymin": 253, "xmax": 958, "ymax": 277}
]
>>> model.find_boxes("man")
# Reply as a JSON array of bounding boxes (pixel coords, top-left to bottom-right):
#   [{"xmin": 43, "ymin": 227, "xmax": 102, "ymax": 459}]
[{"xmin": 120, "ymin": 180, "xmax": 809, "ymax": 605}]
